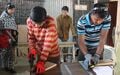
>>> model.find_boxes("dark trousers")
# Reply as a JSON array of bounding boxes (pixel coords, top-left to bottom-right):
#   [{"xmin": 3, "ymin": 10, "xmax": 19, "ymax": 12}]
[{"xmin": 0, "ymin": 48, "xmax": 14, "ymax": 69}]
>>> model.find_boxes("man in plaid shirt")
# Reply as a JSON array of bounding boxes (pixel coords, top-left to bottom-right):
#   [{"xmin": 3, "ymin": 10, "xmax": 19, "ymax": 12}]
[{"xmin": 27, "ymin": 6, "xmax": 60, "ymax": 75}]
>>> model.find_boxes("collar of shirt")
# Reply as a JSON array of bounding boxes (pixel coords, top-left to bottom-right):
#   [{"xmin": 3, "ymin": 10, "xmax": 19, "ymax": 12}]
[
  {"xmin": 86, "ymin": 13, "xmax": 92, "ymax": 25},
  {"xmin": 61, "ymin": 14, "xmax": 69, "ymax": 19},
  {"xmin": 31, "ymin": 20, "xmax": 47, "ymax": 28},
  {"xmin": 86, "ymin": 13, "xmax": 101, "ymax": 27}
]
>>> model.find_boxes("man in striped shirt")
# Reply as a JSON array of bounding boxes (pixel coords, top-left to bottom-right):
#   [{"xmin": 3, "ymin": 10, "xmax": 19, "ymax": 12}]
[
  {"xmin": 27, "ymin": 6, "xmax": 60, "ymax": 75},
  {"xmin": 77, "ymin": 3, "xmax": 111, "ymax": 68}
]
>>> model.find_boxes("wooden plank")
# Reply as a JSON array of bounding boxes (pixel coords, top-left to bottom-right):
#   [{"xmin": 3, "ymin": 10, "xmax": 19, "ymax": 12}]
[
  {"xmin": 59, "ymin": 42, "xmax": 76, "ymax": 45},
  {"xmin": 96, "ymin": 62, "xmax": 114, "ymax": 66},
  {"xmin": 45, "ymin": 64, "xmax": 57, "ymax": 71},
  {"xmin": 64, "ymin": 62, "xmax": 88, "ymax": 75},
  {"xmin": 90, "ymin": 60, "xmax": 115, "ymax": 69},
  {"xmin": 17, "ymin": 42, "xmax": 76, "ymax": 47},
  {"xmin": 45, "ymin": 62, "xmax": 87, "ymax": 75},
  {"xmin": 59, "ymin": 45, "xmax": 74, "ymax": 47}
]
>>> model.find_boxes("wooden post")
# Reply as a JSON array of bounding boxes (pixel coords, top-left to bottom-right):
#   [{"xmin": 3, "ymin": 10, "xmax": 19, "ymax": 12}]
[
  {"xmin": 107, "ymin": 1, "xmax": 117, "ymax": 47},
  {"xmin": 114, "ymin": 0, "xmax": 120, "ymax": 75}
]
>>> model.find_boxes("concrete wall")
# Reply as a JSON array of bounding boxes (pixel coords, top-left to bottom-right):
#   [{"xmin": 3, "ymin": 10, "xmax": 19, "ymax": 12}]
[{"xmin": 114, "ymin": 0, "xmax": 120, "ymax": 75}]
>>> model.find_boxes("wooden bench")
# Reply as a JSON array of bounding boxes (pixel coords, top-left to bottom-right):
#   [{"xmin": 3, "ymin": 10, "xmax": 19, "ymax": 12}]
[{"xmin": 16, "ymin": 42, "xmax": 77, "ymax": 63}]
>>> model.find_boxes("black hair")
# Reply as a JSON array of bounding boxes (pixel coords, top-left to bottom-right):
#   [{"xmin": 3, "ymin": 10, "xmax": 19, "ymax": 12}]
[
  {"xmin": 62, "ymin": 6, "xmax": 69, "ymax": 12},
  {"xmin": 92, "ymin": 9, "xmax": 108, "ymax": 19},
  {"xmin": 94, "ymin": 3, "xmax": 106, "ymax": 8},
  {"xmin": 92, "ymin": 3, "xmax": 108, "ymax": 19},
  {"xmin": 30, "ymin": 6, "xmax": 47, "ymax": 23},
  {"xmin": 7, "ymin": 3, "xmax": 15, "ymax": 9}
]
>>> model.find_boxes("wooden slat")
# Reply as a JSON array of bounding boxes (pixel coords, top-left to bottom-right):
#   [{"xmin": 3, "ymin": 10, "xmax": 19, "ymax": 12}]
[
  {"xmin": 17, "ymin": 42, "xmax": 76, "ymax": 47},
  {"xmin": 59, "ymin": 42, "xmax": 76, "ymax": 45}
]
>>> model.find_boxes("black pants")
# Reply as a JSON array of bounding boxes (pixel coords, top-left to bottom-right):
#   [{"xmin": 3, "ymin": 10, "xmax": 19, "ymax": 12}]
[
  {"xmin": 78, "ymin": 47, "xmax": 103, "ymax": 61},
  {"xmin": 0, "ymin": 48, "xmax": 14, "ymax": 69}
]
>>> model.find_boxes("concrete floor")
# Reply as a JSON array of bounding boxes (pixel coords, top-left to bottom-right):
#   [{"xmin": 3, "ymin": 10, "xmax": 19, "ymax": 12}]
[{"xmin": 0, "ymin": 57, "xmax": 29, "ymax": 75}]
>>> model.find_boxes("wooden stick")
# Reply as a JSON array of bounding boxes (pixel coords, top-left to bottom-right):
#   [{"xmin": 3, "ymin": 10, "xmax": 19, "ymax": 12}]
[
  {"xmin": 96, "ymin": 62, "xmax": 115, "ymax": 66},
  {"xmin": 45, "ymin": 64, "xmax": 57, "ymax": 71},
  {"xmin": 90, "ymin": 60, "xmax": 115, "ymax": 68}
]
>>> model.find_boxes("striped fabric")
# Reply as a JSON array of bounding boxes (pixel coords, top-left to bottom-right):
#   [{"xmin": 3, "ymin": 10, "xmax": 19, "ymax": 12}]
[
  {"xmin": 27, "ymin": 16, "xmax": 60, "ymax": 61},
  {"xmin": 77, "ymin": 13, "xmax": 111, "ymax": 48}
]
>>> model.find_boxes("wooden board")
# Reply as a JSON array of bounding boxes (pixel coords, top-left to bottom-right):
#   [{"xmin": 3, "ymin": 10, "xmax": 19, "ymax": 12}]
[
  {"xmin": 62, "ymin": 62, "xmax": 87, "ymax": 75},
  {"xmin": 95, "ymin": 60, "xmax": 115, "ymax": 67},
  {"xmin": 45, "ymin": 62, "xmax": 87, "ymax": 75}
]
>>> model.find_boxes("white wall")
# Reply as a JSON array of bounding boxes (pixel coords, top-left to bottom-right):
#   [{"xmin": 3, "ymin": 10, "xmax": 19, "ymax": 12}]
[
  {"xmin": 44, "ymin": 0, "xmax": 73, "ymax": 19},
  {"xmin": 44, "ymin": 0, "xmax": 73, "ymax": 41}
]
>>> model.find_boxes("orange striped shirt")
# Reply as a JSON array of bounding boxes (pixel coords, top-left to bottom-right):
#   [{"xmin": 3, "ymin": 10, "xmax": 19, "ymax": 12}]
[{"xmin": 27, "ymin": 16, "xmax": 60, "ymax": 61}]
